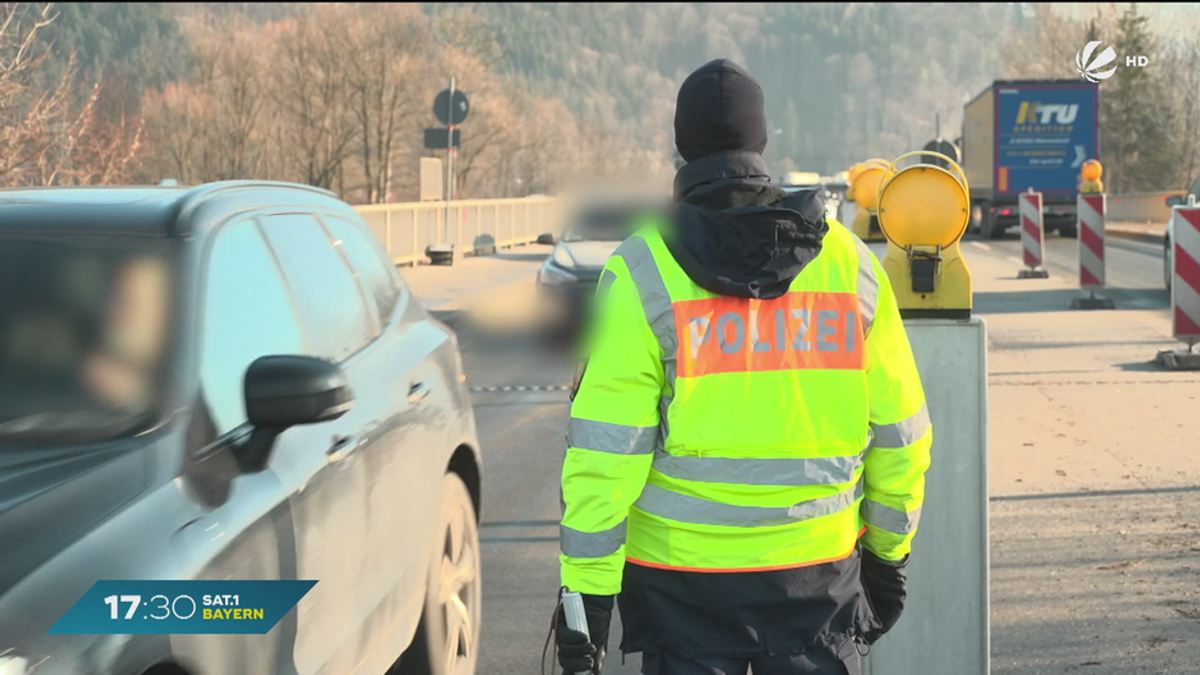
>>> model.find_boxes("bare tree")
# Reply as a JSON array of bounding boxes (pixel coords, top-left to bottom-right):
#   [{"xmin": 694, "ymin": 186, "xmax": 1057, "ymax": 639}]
[
  {"xmin": 346, "ymin": 5, "xmax": 432, "ymax": 203},
  {"xmin": 1162, "ymin": 39, "xmax": 1200, "ymax": 188},
  {"xmin": 142, "ymin": 81, "xmax": 210, "ymax": 184},
  {"xmin": 999, "ymin": 3, "xmax": 1097, "ymax": 80},
  {"xmin": 209, "ymin": 24, "xmax": 268, "ymax": 179},
  {"xmin": 271, "ymin": 8, "xmax": 357, "ymax": 190},
  {"xmin": 65, "ymin": 83, "xmax": 146, "ymax": 185},
  {"xmin": 0, "ymin": 3, "xmax": 76, "ymax": 183}
]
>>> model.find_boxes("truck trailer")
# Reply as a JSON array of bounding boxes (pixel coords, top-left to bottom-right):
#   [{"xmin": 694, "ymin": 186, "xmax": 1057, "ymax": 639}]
[{"xmin": 962, "ymin": 80, "xmax": 1100, "ymax": 239}]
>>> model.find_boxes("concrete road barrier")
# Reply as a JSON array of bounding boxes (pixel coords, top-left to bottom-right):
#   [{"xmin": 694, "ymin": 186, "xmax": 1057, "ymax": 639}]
[{"xmin": 865, "ymin": 317, "xmax": 990, "ymax": 675}]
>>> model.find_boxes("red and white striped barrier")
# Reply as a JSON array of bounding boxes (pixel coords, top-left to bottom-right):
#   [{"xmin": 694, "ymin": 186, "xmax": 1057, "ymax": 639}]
[
  {"xmin": 1018, "ymin": 190, "xmax": 1048, "ymax": 278},
  {"xmin": 1159, "ymin": 203, "xmax": 1200, "ymax": 369},
  {"xmin": 1071, "ymin": 194, "xmax": 1115, "ymax": 309},
  {"xmin": 1078, "ymin": 194, "xmax": 1106, "ymax": 288},
  {"xmin": 1171, "ymin": 205, "xmax": 1200, "ymax": 341}
]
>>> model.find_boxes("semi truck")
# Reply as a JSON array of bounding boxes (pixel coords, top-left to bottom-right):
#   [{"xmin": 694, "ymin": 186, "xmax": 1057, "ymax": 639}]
[{"xmin": 962, "ymin": 79, "xmax": 1100, "ymax": 239}]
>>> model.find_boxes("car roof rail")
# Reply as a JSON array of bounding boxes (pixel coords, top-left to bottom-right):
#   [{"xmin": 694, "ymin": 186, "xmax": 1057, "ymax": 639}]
[{"xmin": 179, "ymin": 180, "xmax": 340, "ymax": 201}]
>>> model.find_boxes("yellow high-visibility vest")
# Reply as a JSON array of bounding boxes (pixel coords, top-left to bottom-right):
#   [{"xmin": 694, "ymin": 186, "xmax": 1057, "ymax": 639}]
[{"xmin": 560, "ymin": 217, "xmax": 932, "ymax": 596}]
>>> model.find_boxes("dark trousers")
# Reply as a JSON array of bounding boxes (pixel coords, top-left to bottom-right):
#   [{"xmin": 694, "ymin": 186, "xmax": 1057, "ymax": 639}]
[{"xmin": 639, "ymin": 641, "xmax": 862, "ymax": 675}]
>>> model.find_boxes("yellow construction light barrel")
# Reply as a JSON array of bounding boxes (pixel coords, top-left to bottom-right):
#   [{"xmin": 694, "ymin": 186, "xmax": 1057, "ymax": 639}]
[
  {"xmin": 1080, "ymin": 159, "xmax": 1103, "ymax": 182},
  {"xmin": 875, "ymin": 151, "xmax": 973, "ymax": 319},
  {"xmin": 851, "ymin": 158, "xmax": 890, "ymax": 210},
  {"xmin": 877, "ymin": 151, "xmax": 970, "ymax": 249}
]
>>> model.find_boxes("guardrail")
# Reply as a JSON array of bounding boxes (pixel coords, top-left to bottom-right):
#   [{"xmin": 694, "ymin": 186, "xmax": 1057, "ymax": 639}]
[
  {"xmin": 1107, "ymin": 191, "xmax": 1185, "ymax": 224},
  {"xmin": 355, "ymin": 197, "xmax": 561, "ymax": 266},
  {"xmin": 354, "ymin": 190, "xmax": 1181, "ymax": 264}
]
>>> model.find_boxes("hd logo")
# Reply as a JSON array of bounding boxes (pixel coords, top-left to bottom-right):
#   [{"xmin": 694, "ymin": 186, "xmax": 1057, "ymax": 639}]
[{"xmin": 1015, "ymin": 102, "xmax": 1078, "ymax": 126}]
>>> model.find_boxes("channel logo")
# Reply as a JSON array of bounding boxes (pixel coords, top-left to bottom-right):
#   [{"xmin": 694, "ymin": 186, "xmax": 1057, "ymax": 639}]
[{"xmin": 1075, "ymin": 41, "xmax": 1118, "ymax": 83}]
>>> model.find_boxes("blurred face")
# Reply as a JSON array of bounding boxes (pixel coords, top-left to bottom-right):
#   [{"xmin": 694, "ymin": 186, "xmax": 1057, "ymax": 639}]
[
  {"xmin": 82, "ymin": 256, "xmax": 172, "ymax": 411},
  {"xmin": 0, "ymin": 235, "xmax": 177, "ymax": 444}
]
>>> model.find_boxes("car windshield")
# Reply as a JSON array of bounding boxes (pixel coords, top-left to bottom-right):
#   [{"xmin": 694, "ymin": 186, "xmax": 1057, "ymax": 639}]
[
  {"xmin": 560, "ymin": 206, "xmax": 641, "ymax": 243},
  {"xmin": 0, "ymin": 234, "xmax": 177, "ymax": 446}
]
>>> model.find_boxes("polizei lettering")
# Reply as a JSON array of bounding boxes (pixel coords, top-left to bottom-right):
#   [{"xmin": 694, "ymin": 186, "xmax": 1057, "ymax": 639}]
[{"xmin": 674, "ymin": 291, "xmax": 864, "ymax": 377}]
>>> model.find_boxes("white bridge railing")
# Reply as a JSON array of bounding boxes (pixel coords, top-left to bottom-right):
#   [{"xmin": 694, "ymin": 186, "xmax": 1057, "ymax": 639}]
[
  {"xmin": 354, "ymin": 190, "xmax": 1183, "ymax": 266},
  {"xmin": 354, "ymin": 197, "xmax": 561, "ymax": 266}
]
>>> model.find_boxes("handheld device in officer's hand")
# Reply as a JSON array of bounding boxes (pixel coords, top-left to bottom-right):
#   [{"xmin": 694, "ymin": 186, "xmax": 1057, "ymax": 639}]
[{"xmin": 562, "ymin": 590, "xmax": 591, "ymax": 675}]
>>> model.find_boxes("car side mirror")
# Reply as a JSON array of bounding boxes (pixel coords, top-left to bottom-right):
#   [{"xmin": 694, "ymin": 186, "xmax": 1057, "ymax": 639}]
[
  {"xmin": 234, "ymin": 355, "xmax": 355, "ymax": 473},
  {"xmin": 1166, "ymin": 195, "xmax": 1185, "ymax": 207},
  {"xmin": 537, "ymin": 233, "xmax": 556, "ymax": 245}
]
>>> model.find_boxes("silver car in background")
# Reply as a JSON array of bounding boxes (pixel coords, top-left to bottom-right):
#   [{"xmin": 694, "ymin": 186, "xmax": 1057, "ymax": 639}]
[{"xmin": 535, "ymin": 199, "xmax": 667, "ymax": 345}]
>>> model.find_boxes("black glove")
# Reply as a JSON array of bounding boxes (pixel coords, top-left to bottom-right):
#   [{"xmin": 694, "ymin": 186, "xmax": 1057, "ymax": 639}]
[
  {"xmin": 860, "ymin": 549, "xmax": 908, "ymax": 645},
  {"xmin": 555, "ymin": 593, "xmax": 614, "ymax": 675}
]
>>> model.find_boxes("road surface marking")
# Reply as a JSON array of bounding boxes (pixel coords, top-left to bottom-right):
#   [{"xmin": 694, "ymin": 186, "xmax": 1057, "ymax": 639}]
[
  {"xmin": 469, "ymin": 384, "xmax": 572, "ymax": 393},
  {"xmin": 969, "ymin": 242, "xmax": 992, "ymax": 251},
  {"xmin": 1007, "ymin": 256, "xmax": 1025, "ymax": 266}
]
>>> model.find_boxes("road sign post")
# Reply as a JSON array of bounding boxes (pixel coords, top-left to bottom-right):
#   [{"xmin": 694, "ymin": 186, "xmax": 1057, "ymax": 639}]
[
  {"xmin": 425, "ymin": 78, "xmax": 470, "ymax": 266},
  {"xmin": 1018, "ymin": 189, "xmax": 1049, "ymax": 278},
  {"xmin": 1157, "ymin": 197, "xmax": 1200, "ymax": 370},
  {"xmin": 1071, "ymin": 193, "xmax": 1114, "ymax": 309},
  {"xmin": 444, "ymin": 77, "xmax": 455, "ymax": 253}
]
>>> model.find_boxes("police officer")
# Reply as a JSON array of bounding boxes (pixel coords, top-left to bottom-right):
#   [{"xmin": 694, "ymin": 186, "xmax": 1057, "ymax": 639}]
[{"xmin": 554, "ymin": 59, "xmax": 932, "ymax": 675}]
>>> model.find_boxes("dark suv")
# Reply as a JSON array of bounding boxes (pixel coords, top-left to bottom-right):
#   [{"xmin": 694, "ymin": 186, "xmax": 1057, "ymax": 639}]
[{"xmin": 0, "ymin": 182, "xmax": 482, "ymax": 675}]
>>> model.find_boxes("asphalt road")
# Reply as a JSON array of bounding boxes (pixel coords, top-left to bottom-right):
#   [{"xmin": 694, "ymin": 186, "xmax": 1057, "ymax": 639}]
[
  {"xmin": 450, "ymin": 228, "xmax": 1184, "ymax": 675},
  {"xmin": 965, "ymin": 229, "xmax": 1169, "ymax": 305}
]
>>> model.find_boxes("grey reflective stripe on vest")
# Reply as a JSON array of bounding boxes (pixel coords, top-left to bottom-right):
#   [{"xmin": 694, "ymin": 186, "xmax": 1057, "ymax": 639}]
[
  {"xmin": 862, "ymin": 500, "xmax": 921, "ymax": 536},
  {"xmin": 560, "ymin": 519, "xmax": 628, "ymax": 558},
  {"xmin": 568, "ymin": 418, "xmax": 657, "ymax": 455},
  {"xmin": 616, "ymin": 235, "xmax": 678, "ymax": 438},
  {"xmin": 870, "ymin": 403, "xmax": 931, "ymax": 449},
  {"xmin": 597, "ymin": 269, "xmax": 617, "ymax": 300},
  {"xmin": 633, "ymin": 480, "xmax": 863, "ymax": 528},
  {"xmin": 652, "ymin": 452, "xmax": 864, "ymax": 487},
  {"xmin": 854, "ymin": 237, "xmax": 879, "ymax": 336}
]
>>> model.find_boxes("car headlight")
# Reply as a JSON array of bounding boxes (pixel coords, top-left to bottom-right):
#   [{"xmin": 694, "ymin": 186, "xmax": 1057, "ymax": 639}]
[
  {"xmin": 538, "ymin": 260, "xmax": 578, "ymax": 286},
  {"xmin": 0, "ymin": 656, "xmax": 27, "ymax": 675},
  {"xmin": 552, "ymin": 246, "xmax": 576, "ymax": 269}
]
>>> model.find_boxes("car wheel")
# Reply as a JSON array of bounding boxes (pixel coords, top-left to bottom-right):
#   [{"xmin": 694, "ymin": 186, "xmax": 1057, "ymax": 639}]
[
  {"xmin": 1059, "ymin": 224, "xmax": 1078, "ymax": 238},
  {"xmin": 1165, "ymin": 236, "xmax": 1173, "ymax": 292},
  {"xmin": 394, "ymin": 472, "xmax": 481, "ymax": 675}
]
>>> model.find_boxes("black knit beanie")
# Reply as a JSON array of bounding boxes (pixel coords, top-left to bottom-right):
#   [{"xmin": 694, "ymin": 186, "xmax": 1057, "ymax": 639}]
[{"xmin": 674, "ymin": 59, "xmax": 769, "ymax": 164}]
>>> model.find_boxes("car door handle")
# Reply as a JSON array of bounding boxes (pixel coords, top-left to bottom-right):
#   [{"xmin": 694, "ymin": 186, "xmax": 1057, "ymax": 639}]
[
  {"xmin": 408, "ymin": 381, "xmax": 431, "ymax": 404},
  {"xmin": 326, "ymin": 435, "xmax": 361, "ymax": 464}
]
